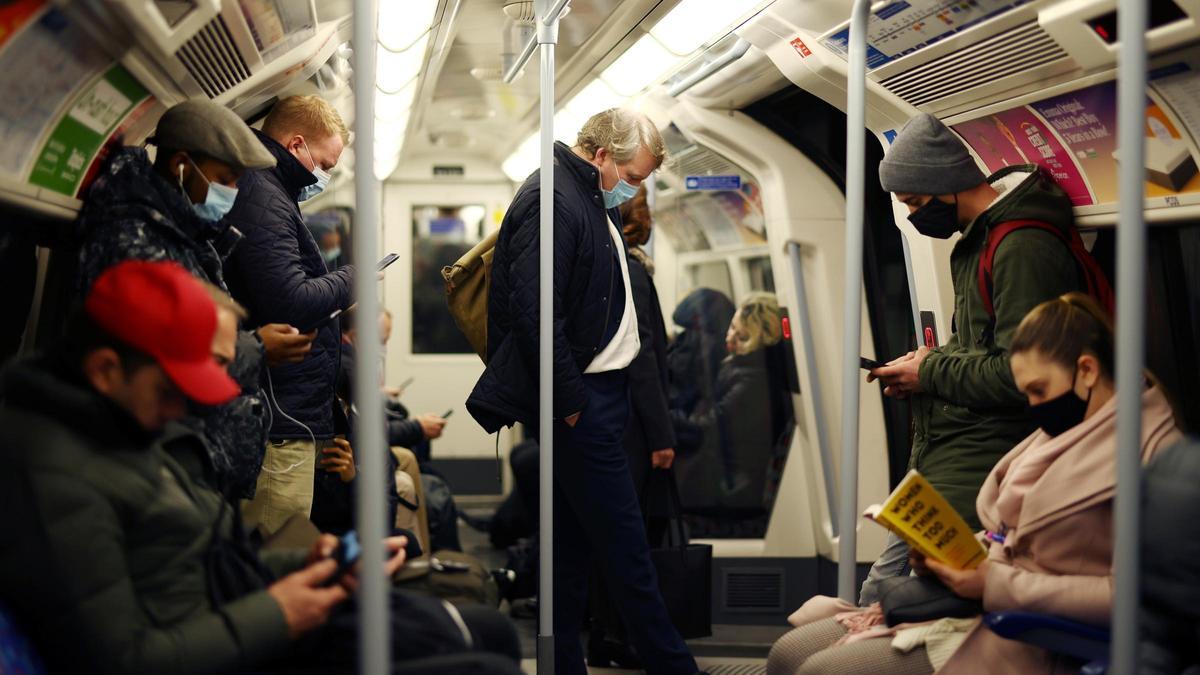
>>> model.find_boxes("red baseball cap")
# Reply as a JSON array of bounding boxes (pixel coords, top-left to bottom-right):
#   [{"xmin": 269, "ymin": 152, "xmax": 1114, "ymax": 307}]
[{"xmin": 85, "ymin": 260, "xmax": 240, "ymax": 406}]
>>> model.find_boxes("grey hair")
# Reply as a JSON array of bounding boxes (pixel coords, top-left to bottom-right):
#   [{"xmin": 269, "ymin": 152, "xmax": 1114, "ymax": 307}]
[{"xmin": 576, "ymin": 108, "xmax": 667, "ymax": 167}]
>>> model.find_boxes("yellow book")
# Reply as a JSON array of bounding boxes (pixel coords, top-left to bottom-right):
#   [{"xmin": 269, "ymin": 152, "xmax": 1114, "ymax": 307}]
[{"xmin": 863, "ymin": 470, "xmax": 988, "ymax": 570}]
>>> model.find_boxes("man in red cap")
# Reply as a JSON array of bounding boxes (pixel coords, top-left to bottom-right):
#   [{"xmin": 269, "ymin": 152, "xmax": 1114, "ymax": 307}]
[{"xmin": 0, "ymin": 259, "xmax": 522, "ymax": 674}]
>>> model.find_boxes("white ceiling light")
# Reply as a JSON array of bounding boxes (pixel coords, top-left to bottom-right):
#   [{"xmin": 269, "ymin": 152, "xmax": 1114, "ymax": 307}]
[
  {"xmin": 377, "ymin": 34, "xmax": 430, "ymax": 93},
  {"xmin": 502, "ymin": 133, "xmax": 540, "ymax": 182},
  {"xmin": 374, "ymin": 152, "xmax": 400, "ymax": 181},
  {"xmin": 376, "ymin": 80, "xmax": 416, "ymax": 123},
  {"xmin": 650, "ymin": 0, "xmax": 759, "ymax": 55},
  {"xmin": 378, "ymin": 0, "xmax": 439, "ymax": 52},
  {"xmin": 599, "ymin": 34, "xmax": 682, "ymax": 97},
  {"xmin": 564, "ymin": 79, "xmax": 628, "ymax": 119}
]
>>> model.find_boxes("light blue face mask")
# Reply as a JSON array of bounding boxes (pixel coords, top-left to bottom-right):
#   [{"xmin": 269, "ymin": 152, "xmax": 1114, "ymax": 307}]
[
  {"xmin": 322, "ymin": 246, "xmax": 341, "ymax": 264},
  {"xmin": 181, "ymin": 156, "xmax": 238, "ymax": 222},
  {"xmin": 298, "ymin": 139, "xmax": 331, "ymax": 202},
  {"xmin": 601, "ymin": 160, "xmax": 638, "ymax": 209}
]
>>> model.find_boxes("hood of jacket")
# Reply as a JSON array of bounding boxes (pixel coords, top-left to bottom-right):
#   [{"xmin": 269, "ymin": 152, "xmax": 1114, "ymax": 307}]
[
  {"xmin": 0, "ymin": 355, "xmax": 151, "ymax": 451},
  {"xmin": 962, "ymin": 164, "xmax": 1075, "ymax": 242},
  {"xmin": 672, "ymin": 287, "xmax": 736, "ymax": 335},
  {"xmin": 252, "ymin": 129, "xmax": 318, "ymax": 202},
  {"xmin": 75, "ymin": 147, "xmax": 242, "ymax": 261}
]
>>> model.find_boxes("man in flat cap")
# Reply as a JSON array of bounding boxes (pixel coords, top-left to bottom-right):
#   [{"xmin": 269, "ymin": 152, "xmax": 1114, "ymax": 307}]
[
  {"xmin": 858, "ymin": 113, "xmax": 1090, "ymax": 604},
  {"xmin": 75, "ymin": 98, "xmax": 316, "ymax": 500}
]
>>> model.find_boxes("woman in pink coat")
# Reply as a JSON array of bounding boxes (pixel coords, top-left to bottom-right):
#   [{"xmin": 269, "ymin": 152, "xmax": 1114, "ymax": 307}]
[{"xmin": 768, "ymin": 293, "xmax": 1182, "ymax": 675}]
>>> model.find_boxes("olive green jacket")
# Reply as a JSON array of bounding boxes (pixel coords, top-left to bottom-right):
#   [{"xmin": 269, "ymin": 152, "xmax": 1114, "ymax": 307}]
[
  {"xmin": 912, "ymin": 165, "xmax": 1086, "ymax": 529},
  {"xmin": 0, "ymin": 357, "xmax": 305, "ymax": 675}
]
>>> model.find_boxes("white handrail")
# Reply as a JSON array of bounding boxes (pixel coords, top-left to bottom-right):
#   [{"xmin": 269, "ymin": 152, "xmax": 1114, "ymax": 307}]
[
  {"xmin": 837, "ymin": 0, "xmax": 872, "ymax": 604},
  {"xmin": 1111, "ymin": 0, "xmax": 1148, "ymax": 669}
]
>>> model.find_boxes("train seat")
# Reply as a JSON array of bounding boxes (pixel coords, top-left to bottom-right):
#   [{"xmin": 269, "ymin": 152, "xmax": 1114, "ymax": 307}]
[
  {"xmin": 984, "ymin": 611, "xmax": 1108, "ymax": 674},
  {"xmin": 0, "ymin": 600, "xmax": 46, "ymax": 675}
]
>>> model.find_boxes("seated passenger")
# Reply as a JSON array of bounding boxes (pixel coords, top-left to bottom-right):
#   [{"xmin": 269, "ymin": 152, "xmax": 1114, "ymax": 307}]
[
  {"xmin": 0, "ymin": 261, "xmax": 520, "ymax": 675},
  {"xmin": 74, "ymin": 98, "xmax": 315, "ymax": 499},
  {"xmin": 768, "ymin": 293, "xmax": 1180, "ymax": 675},
  {"xmin": 667, "ymin": 287, "xmax": 736, "ymax": 420},
  {"xmin": 672, "ymin": 293, "xmax": 785, "ymax": 513}
]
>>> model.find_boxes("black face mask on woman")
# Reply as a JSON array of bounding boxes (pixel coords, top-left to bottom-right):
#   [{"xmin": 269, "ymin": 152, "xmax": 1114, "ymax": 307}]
[
  {"xmin": 907, "ymin": 195, "xmax": 960, "ymax": 239},
  {"xmin": 1028, "ymin": 368, "xmax": 1092, "ymax": 437}
]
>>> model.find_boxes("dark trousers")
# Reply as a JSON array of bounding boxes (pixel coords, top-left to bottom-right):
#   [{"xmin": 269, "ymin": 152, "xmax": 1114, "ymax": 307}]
[{"xmin": 553, "ymin": 370, "xmax": 696, "ymax": 675}]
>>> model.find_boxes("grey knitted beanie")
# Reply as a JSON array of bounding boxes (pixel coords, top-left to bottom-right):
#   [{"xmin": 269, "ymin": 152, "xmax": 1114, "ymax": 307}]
[{"xmin": 879, "ymin": 113, "xmax": 986, "ymax": 195}]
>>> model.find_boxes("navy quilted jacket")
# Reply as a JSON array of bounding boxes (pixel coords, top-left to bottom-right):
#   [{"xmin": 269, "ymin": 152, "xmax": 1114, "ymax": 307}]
[
  {"xmin": 224, "ymin": 130, "xmax": 354, "ymax": 440},
  {"xmin": 467, "ymin": 142, "xmax": 627, "ymax": 433}
]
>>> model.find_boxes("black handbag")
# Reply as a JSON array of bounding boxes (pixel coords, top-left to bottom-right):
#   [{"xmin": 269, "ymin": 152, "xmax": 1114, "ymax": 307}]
[
  {"xmin": 876, "ymin": 575, "xmax": 982, "ymax": 627},
  {"xmin": 647, "ymin": 471, "xmax": 713, "ymax": 640}
]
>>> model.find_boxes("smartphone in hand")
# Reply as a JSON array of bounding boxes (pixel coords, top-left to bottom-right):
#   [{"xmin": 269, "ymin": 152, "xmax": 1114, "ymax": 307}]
[
  {"xmin": 441, "ymin": 409, "xmax": 454, "ymax": 419},
  {"xmin": 301, "ymin": 308, "xmax": 343, "ymax": 333},
  {"xmin": 325, "ymin": 530, "xmax": 361, "ymax": 586},
  {"xmin": 377, "ymin": 253, "xmax": 400, "ymax": 271},
  {"xmin": 860, "ymin": 356, "xmax": 885, "ymax": 370}
]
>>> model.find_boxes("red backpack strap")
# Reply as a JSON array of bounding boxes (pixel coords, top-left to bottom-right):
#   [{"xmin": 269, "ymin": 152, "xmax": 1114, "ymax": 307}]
[
  {"xmin": 978, "ymin": 219, "xmax": 1116, "ymax": 323},
  {"xmin": 978, "ymin": 220, "xmax": 1069, "ymax": 322}
]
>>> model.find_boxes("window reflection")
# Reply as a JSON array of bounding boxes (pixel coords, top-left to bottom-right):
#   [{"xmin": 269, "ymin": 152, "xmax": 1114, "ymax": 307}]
[{"xmin": 412, "ymin": 204, "xmax": 487, "ymax": 354}]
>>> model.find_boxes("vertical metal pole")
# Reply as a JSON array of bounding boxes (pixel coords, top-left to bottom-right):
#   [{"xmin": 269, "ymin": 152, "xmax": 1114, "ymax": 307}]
[
  {"xmin": 1112, "ymin": 0, "xmax": 1148, "ymax": 670},
  {"xmin": 900, "ymin": 234, "xmax": 922, "ymax": 343},
  {"xmin": 352, "ymin": 0, "xmax": 387, "ymax": 673},
  {"xmin": 786, "ymin": 242, "xmax": 839, "ymax": 537},
  {"xmin": 838, "ymin": 0, "xmax": 870, "ymax": 604},
  {"xmin": 536, "ymin": 0, "xmax": 558, "ymax": 670}
]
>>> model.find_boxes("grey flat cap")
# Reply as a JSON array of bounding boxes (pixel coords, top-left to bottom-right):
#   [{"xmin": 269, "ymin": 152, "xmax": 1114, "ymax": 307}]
[
  {"xmin": 879, "ymin": 113, "xmax": 985, "ymax": 195},
  {"xmin": 150, "ymin": 99, "xmax": 276, "ymax": 171}
]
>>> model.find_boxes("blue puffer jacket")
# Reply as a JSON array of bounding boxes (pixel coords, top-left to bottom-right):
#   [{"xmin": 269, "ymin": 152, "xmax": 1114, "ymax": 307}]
[
  {"xmin": 467, "ymin": 141, "xmax": 627, "ymax": 433},
  {"xmin": 224, "ymin": 130, "xmax": 354, "ymax": 440}
]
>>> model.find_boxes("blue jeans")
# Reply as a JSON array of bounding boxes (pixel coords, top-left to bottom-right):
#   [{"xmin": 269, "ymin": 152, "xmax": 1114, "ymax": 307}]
[{"xmin": 858, "ymin": 532, "xmax": 912, "ymax": 606}]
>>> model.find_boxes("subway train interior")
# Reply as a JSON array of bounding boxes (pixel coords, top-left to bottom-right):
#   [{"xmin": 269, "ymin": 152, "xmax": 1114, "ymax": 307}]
[{"xmin": 2, "ymin": 0, "xmax": 1200, "ymax": 673}]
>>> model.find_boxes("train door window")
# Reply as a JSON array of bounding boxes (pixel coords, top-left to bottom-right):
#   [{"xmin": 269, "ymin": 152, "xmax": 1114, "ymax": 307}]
[
  {"xmin": 411, "ymin": 204, "xmax": 486, "ymax": 354},
  {"xmin": 652, "ymin": 137, "xmax": 795, "ymax": 538}
]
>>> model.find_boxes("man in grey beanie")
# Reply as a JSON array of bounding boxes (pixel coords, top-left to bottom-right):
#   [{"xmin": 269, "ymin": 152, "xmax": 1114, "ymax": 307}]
[
  {"xmin": 75, "ymin": 98, "xmax": 317, "ymax": 499},
  {"xmin": 859, "ymin": 113, "xmax": 1089, "ymax": 604}
]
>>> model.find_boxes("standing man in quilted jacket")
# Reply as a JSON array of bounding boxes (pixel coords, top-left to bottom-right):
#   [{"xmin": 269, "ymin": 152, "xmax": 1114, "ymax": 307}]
[
  {"xmin": 858, "ymin": 113, "xmax": 1088, "ymax": 605},
  {"xmin": 467, "ymin": 109, "xmax": 699, "ymax": 675},
  {"xmin": 224, "ymin": 95, "xmax": 355, "ymax": 534}
]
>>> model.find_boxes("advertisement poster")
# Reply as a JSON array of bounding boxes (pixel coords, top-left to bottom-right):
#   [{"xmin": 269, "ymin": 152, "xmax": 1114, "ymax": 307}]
[
  {"xmin": 951, "ymin": 107, "xmax": 1092, "ymax": 205},
  {"xmin": 954, "ymin": 76, "xmax": 1200, "ymax": 207}
]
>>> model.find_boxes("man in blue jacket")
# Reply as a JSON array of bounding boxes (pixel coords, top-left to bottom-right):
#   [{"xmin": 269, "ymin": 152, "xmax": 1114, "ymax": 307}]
[
  {"xmin": 467, "ymin": 109, "xmax": 699, "ymax": 675},
  {"xmin": 224, "ymin": 95, "xmax": 355, "ymax": 534}
]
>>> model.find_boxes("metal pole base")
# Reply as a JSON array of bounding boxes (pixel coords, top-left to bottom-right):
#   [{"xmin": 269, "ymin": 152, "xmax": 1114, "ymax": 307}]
[{"xmin": 537, "ymin": 634, "xmax": 555, "ymax": 674}]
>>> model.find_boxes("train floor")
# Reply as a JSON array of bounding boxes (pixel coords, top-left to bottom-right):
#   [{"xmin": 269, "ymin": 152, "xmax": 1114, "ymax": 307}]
[{"xmin": 456, "ymin": 503, "xmax": 783, "ymax": 675}]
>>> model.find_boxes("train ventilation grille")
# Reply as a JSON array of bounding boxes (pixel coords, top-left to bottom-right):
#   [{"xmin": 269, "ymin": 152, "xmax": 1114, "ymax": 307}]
[
  {"xmin": 705, "ymin": 666, "xmax": 767, "ymax": 675},
  {"xmin": 877, "ymin": 21, "xmax": 1069, "ymax": 108},
  {"xmin": 721, "ymin": 568, "xmax": 784, "ymax": 612},
  {"xmin": 177, "ymin": 17, "xmax": 251, "ymax": 99},
  {"xmin": 672, "ymin": 146, "xmax": 742, "ymax": 181}
]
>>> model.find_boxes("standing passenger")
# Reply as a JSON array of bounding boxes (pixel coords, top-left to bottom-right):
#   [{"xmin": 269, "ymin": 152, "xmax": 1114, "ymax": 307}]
[
  {"xmin": 223, "ymin": 95, "xmax": 354, "ymax": 534},
  {"xmin": 467, "ymin": 109, "xmax": 700, "ymax": 675},
  {"xmin": 859, "ymin": 113, "xmax": 1092, "ymax": 604},
  {"xmin": 75, "ymin": 99, "xmax": 315, "ymax": 498}
]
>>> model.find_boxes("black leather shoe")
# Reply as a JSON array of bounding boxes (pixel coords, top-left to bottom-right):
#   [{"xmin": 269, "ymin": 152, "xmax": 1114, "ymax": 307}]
[{"xmin": 586, "ymin": 637, "xmax": 643, "ymax": 670}]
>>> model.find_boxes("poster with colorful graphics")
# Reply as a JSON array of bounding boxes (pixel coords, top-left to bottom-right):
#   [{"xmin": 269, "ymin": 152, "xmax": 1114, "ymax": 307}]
[
  {"xmin": 951, "ymin": 108, "xmax": 1093, "ymax": 205},
  {"xmin": 1031, "ymin": 80, "xmax": 1200, "ymax": 202}
]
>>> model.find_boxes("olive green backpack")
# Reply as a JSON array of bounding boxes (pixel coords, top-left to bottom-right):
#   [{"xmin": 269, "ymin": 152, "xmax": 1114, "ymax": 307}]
[{"xmin": 441, "ymin": 230, "xmax": 499, "ymax": 362}]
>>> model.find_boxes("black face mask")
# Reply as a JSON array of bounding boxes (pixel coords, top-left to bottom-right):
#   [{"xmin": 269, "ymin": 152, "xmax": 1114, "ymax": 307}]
[
  {"xmin": 1027, "ymin": 369, "xmax": 1092, "ymax": 437},
  {"xmin": 907, "ymin": 195, "xmax": 960, "ymax": 239}
]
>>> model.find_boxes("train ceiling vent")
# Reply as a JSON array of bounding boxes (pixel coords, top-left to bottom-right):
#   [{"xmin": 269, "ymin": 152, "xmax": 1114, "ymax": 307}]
[
  {"xmin": 721, "ymin": 567, "xmax": 784, "ymax": 612},
  {"xmin": 669, "ymin": 146, "xmax": 743, "ymax": 182},
  {"xmin": 177, "ymin": 17, "xmax": 252, "ymax": 99},
  {"xmin": 877, "ymin": 21, "xmax": 1070, "ymax": 109}
]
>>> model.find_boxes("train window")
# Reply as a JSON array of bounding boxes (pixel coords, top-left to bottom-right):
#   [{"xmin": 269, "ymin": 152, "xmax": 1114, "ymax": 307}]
[
  {"xmin": 657, "ymin": 146, "xmax": 794, "ymax": 538},
  {"xmin": 411, "ymin": 204, "xmax": 487, "ymax": 354}
]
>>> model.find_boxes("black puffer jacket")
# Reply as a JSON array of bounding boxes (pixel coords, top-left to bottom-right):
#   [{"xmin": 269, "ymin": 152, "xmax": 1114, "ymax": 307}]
[
  {"xmin": 467, "ymin": 142, "xmax": 627, "ymax": 433},
  {"xmin": 74, "ymin": 147, "xmax": 268, "ymax": 498},
  {"xmin": 224, "ymin": 130, "xmax": 354, "ymax": 440},
  {"xmin": 1140, "ymin": 438, "xmax": 1200, "ymax": 675},
  {"xmin": 667, "ymin": 288, "xmax": 735, "ymax": 417}
]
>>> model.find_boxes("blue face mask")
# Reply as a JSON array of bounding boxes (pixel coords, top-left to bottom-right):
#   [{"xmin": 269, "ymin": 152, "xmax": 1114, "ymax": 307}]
[
  {"xmin": 298, "ymin": 139, "xmax": 331, "ymax": 202},
  {"xmin": 600, "ymin": 159, "xmax": 639, "ymax": 209},
  {"xmin": 181, "ymin": 156, "xmax": 238, "ymax": 222},
  {"xmin": 322, "ymin": 246, "xmax": 341, "ymax": 264}
]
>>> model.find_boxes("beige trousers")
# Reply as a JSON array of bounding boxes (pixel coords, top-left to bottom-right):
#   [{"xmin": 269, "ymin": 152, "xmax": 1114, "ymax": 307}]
[{"xmin": 243, "ymin": 439, "xmax": 318, "ymax": 535}]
